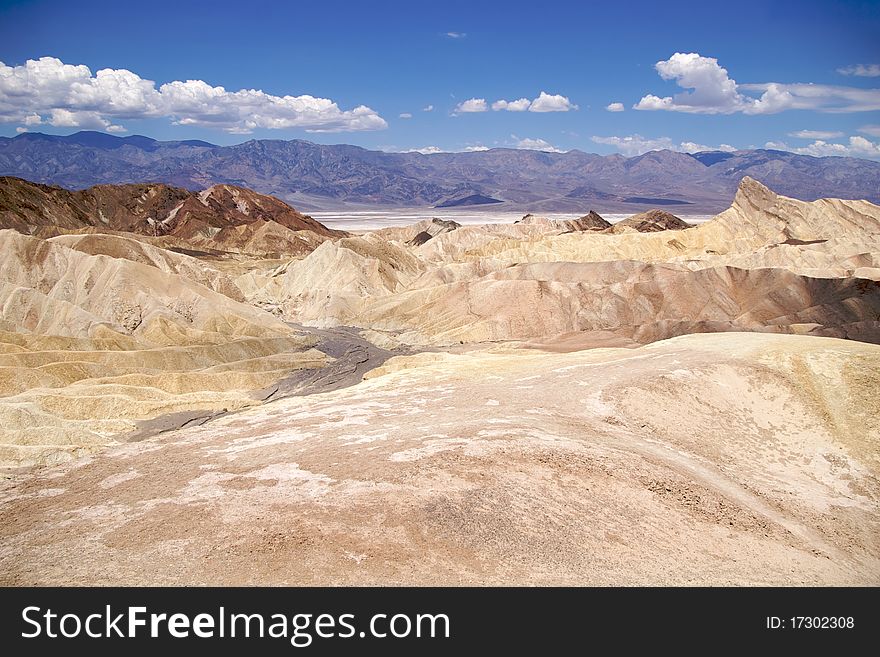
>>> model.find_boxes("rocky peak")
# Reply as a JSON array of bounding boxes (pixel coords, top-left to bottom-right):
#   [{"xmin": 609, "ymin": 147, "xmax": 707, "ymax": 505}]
[
  {"xmin": 608, "ymin": 209, "xmax": 690, "ymax": 234},
  {"xmin": 574, "ymin": 211, "xmax": 612, "ymax": 230},
  {"xmin": 733, "ymin": 176, "xmax": 778, "ymax": 212},
  {"xmin": 405, "ymin": 217, "xmax": 462, "ymax": 246},
  {"xmin": 517, "ymin": 211, "xmax": 610, "ymax": 232}
]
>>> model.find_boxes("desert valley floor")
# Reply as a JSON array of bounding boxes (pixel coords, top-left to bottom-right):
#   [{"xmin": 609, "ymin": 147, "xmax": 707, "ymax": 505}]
[{"xmin": 0, "ymin": 175, "xmax": 878, "ymax": 585}]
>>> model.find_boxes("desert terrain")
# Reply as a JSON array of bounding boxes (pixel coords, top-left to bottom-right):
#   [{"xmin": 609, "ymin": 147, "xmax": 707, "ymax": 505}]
[{"xmin": 0, "ymin": 175, "xmax": 877, "ymax": 585}]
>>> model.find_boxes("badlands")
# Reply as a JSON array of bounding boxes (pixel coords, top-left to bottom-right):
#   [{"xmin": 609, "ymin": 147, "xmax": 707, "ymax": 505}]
[{"xmin": 0, "ymin": 175, "xmax": 878, "ymax": 585}]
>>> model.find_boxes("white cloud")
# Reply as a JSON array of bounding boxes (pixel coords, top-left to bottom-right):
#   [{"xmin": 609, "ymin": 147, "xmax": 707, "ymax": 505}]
[
  {"xmin": 0, "ymin": 56, "xmax": 387, "ymax": 134},
  {"xmin": 740, "ymin": 82, "xmax": 880, "ymax": 113},
  {"xmin": 679, "ymin": 141, "xmax": 712, "ymax": 152},
  {"xmin": 15, "ymin": 126, "xmax": 27, "ymax": 133},
  {"xmin": 859, "ymin": 124, "xmax": 880, "ymax": 137},
  {"xmin": 399, "ymin": 112, "xmax": 412, "ymax": 119},
  {"xmin": 492, "ymin": 98, "xmax": 531, "ymax": 112},
  {"xmin": 764, "ymin": 141, "xmax": 789, "ymax": 150},
  {"xmin": 591, "ymin": 134, "xmax": 676, "ymax": 155},
  {"xmin": 765, "ymin": 136, "xmax": 880, "ymax": 159},
  {"xmin": 401, "ymin": 146, "xmax": 445, "ymax": 154},
  {"xmin": 158, "ymin": 79, "xmax": 387, "ymax": 133},
  {"xmin": 528, "ymin": 91, "xmax": 577, "ymax": 112},
  {"xmin": 591, "ymin": 133, "xmax": 737, "ymax": 156},
  {"xmin": 396, "ymin": 144, "xmax": 492, "ymax": 154},
  {"xmin": 445, "ymin": 32, "xmax": 466, "ymax": 39},
  {"xmin": 422, "ymin": 104, "xmax": 434, "ymax": 112},
  {"xmin": 634, "ymin": 53, "xmax": 746, "ymax": 114},
  {"xmin": 788, "ymin": 129, "xmax": 844, "ymax": 139},
  {"xmin": 516, "ymin": 137, "xmax": 565, "ymax": 153},
  {"xmin": 474, "ymin": 91, "xmax": 577, "ymax": 114},
  {"xmin": 48, "ymin": 108, "xmax": 126, "ymax": 132},
  {"xmin": 605, "ymin": 102, "xmax": 625, "ymax": 112},
  {"xmin": 634, "ymin": 52, "xmax": 880, "ymax": 114},
  {"xmin": 23, "ymin": 112, "xmax": 42, "ymax": 125},
  {"xmin": 837, "ymin": 64, "xmax": 880, "ymax": 77},
  {"xmin": 454, "ymin": 98, "xmax": 488, "ymax": 113}
]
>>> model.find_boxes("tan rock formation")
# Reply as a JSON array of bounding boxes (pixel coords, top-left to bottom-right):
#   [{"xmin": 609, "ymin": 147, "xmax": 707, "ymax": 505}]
[
  {"xmin": 0, "ymin": 332, "xmax": 876, "ymax": 585},
  {"xmin": 372, "ymin": 217, "xmax": 462, "ymax": 246},
  {"xmin": 244, "ymin": 179, "xmax": 880, "ymax": 346},
  {"xmin": 0, "ymin": 175, "xmax": 878, "ymax": 586},
  {"xmin": 605, "ymin": 208, "xmax": 690, "ymax": 233},
  {"xmin": 518, "ymin": 210, "xmax": 611, "ymax": 232},
  {"xmin": 0, "ymin": 229, "xmax": 326, "ymax": 467}
]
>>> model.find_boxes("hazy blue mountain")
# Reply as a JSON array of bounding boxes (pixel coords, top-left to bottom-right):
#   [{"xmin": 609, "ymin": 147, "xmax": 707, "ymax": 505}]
[{"xmin": 1, "ymin": 131, "xmax": 878, "ymax": 212}]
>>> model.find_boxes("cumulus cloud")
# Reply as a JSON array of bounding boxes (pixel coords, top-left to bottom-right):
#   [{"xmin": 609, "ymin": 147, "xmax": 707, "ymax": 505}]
[
  {"xmin": 0, "ymin": 56, "xmax": 387, "ymax": 134},
  {"xmin": 633, "ymin": 53, "xmax": 745, "ymax": 113},
  {"xmin": 398, "ymin": 144, "xmax": 493, "ymax": 154},
  {"xmin": 763, "ymin": 141, "xmax": 789, "ymax": 151},
  {"xmin": 422, "ymin": 104, "xmax": 434, "ymax": 112},
  {"xmin": 48, "ymin": 108, "xmax": 126, "ymax": 132},
  {"xmin": 527, "ymin": 91, "xmax": 577, "ymax": 112},
  {"xmin": 634, "ymin": 52, "xmax": 880, "ymax": 114},
  {"xmin": 765, "ymin": 136, "xmax": 880, "ymax": 159},
  {"xmin": 459, "ymin": 91, "xmax": 576, "ymax": 114},
  {"xmin": 516, "ymin": 137, "xmax": 565, "ymax": 153},
  {"xmin": 591, "ymin": 133, "xmax": 737, "ymax": 157},
  {"xmin": 788, "ymin": 129, "xmax": 844, "ymax": 139},
  {"xmin": 454, "ymin": 98, "xmax": 488, "ymax": 113},
  {"xmin": 740, "ymin": 82, "xmax": 880, "ymax": 113},
  {"xmin": 605, "ymin": 102, "xmax": 625, "ymax": 112},
  {"xmin": 492, "ymin": 98, "xmax": 531, "ymax": 112},
  {"xmin": 401, "ymin": 146, "xmax": 446, "ymax": 154},
  {"xmin": 399, "ymin": 112, "xmax": 412, "ymax": 119},
  {"xmin": 837, "ymin": 64, "xmax": 880, "ymax": 77}
]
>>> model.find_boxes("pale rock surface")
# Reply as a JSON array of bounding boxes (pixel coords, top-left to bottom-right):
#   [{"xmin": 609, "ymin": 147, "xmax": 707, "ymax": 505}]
[
  {"xmin": 0, "ymin": 230, "xmax": 326, "ymax": 467},
  {"xmin": 245, "ymin": 179, "xmax": 880, "ymax": 346},
  {"xmin": 1, "ymin": 176, "xmax": 879, "ymax": 586},
  {"xmin": 0, "ymin": 333, "xmax": 876, "ymax": 585},
  {"xmin": 48, "ymin": 232, "xmax": 246, "ymax": 300}
]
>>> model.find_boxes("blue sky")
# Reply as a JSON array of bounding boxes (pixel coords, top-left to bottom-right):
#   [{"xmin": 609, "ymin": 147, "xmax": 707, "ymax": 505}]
[{"xmin": 1, "ymin": 0, "xmax": 879, "ymax": 158}]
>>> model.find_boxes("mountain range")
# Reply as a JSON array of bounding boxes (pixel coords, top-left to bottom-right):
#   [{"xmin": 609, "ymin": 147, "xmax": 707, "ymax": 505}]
[{"xmin": 1, "ymin": 131, "xmax": 878, "ymax": 213}]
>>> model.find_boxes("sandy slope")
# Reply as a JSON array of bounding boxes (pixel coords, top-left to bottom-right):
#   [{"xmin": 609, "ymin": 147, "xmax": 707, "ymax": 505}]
[
  {"xmin": 0, "ymin": 177, "xmax": 877, "ymax": 586},
  {"xmin": 0, "ymin": 332, "xmax": 876, "ymax": 585},
  {"xmin": 0, "ymin": 230, "xmax": 326, "ymax": 467},
  {"xmin": 251, "ymin": 179, "xmax": 880, "ymax": 346}
]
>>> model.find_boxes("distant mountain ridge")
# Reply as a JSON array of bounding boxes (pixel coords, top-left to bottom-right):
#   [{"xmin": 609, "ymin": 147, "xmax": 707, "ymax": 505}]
[
  {"xmin": 0, "ymin": 176, "xmax": 342, "ymax": 258},
  {"xmin": 1, "ymin": 131, "xmax": 878, "ymax": 213},
  {"xmin": 0, "ymin": 175, "xmax": 337, "ymax": 237}
]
